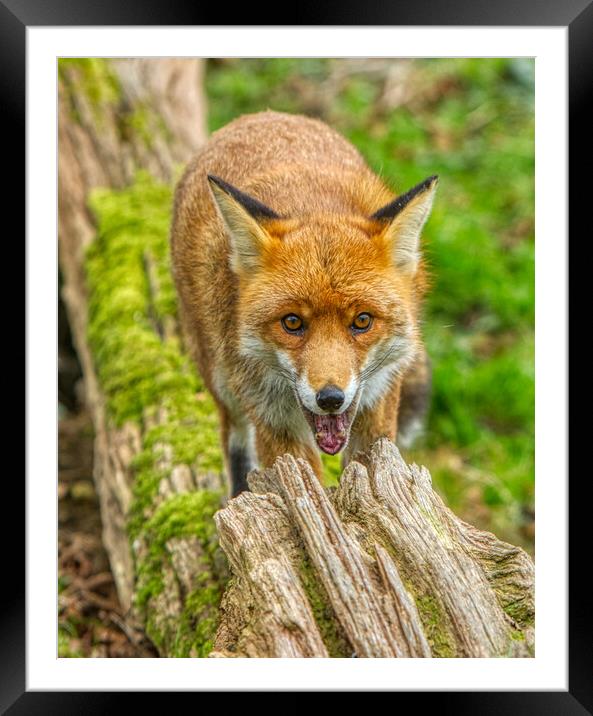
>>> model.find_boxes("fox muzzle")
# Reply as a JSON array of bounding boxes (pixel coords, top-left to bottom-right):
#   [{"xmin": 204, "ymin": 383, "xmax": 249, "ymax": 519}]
[{"xmin": 315, "ymin": 385, "xmax": 345, "ymax": 412}]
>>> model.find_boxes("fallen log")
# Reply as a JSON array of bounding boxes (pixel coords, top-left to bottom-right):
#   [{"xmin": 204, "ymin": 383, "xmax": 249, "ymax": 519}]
[
  {"xmin": 213, "ymin": 440, "xmax": 534, "ymax": 658},
  {"xmin": 58, "ymin": 58, "xmax": 229, "ymax": 656}
]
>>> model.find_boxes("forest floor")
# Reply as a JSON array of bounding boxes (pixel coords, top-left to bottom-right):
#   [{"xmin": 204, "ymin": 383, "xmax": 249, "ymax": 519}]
[{"xmin": 58, "ymin": 409, "xmax": 156, "ymax": 657}]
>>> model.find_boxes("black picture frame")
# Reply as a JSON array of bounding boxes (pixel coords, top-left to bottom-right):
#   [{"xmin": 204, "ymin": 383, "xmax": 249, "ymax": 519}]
[{"xmin": 11, "ymin": 0, "xmax": 587, "ymax": 710}]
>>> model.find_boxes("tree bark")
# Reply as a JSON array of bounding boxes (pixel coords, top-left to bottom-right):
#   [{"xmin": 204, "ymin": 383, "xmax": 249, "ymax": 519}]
[
  {"xmin": 58, "ymin": 59, "xmax": 219, "ymax": 654},
  {"xmin": 213, "ymin": 440, "xmax": 534, "ymax": 658}
]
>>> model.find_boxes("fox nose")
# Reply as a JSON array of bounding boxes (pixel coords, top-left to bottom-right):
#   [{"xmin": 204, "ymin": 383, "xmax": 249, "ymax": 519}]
[{"xmin": 316, "ymin": 385, "xmax": 345, "ymax": 412}]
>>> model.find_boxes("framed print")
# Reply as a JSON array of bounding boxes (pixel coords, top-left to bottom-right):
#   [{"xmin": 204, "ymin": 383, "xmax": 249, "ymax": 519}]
[{"xmin": 12, "ymin": 0, "xmax": 587, "ymax": 710}]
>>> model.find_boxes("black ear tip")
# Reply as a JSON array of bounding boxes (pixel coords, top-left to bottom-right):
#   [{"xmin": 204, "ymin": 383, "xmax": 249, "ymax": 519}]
[
  {"xmin": 207, "ymin": 174, "xmax": 223, "ymax": 187},
  {"xmin": 206, "ymin": 174, "xmax": 280, "ymax": 220},
  {"xmin": 371, "ymin": 174, "xmax": 440, "ymax": 221},
  {"xmin": 207, "ymin": 174, "xmax": 236, "ymax": 197}
]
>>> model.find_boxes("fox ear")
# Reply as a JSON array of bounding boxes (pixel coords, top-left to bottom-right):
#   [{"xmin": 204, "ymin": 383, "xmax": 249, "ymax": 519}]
[
  {"xmin": 371, "ymin": 175, "xmax": 438, "ymax": 273},
  {"xmin": 208, "ymin": 174, "xmax": 279, "ymax": 273}
]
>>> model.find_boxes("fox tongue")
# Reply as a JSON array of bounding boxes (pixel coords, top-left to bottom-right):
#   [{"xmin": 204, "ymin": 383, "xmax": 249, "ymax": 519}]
[{"xmin": 314, "ymin": 413, "xmax": 348, "ymax": 455}]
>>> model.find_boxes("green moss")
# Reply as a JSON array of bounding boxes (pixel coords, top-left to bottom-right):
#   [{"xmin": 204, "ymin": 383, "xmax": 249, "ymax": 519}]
[
  {"xmin": 120, "ymin": 106, "xmax": 174, "ymax": 149},
  {"xmin": 134, "ymin": 492, "xmax": 225, "ymax": 656},
  {"xmin": 85, "ymin": 173, "xmax": 226, "ymax": 656},
  {"xmin": 176, "ymin": 581, "xmax": 223, "ymax": 657},
  {"xmin": 58, "ymin": 58, "xmax": 121, "ymax": 122},
  {"xmin": 123, "ymin": 106, "xmax": 154, "ymax": 147},
  {"xmin": 415, "ymin": 594, "xmax": 456, "ymax": 658},
  {"xmin": 58, "ymin": 59, "xmax": 175, "ymax": 151},
  {"xmin": 505, "ymin": 626, "xmax": 535, "ymax": 657},
  {"xmin": 510, "ymin": 629, "xmax": 525, "ymax": 641},
  {"xmin": 299, "ymin": 553, "xmax": 351, "ymax": 657},
  {"xmin": 86, "ymin": 173, "xmax": 223, "ymax": 533},
  {"xmin": 501, "ymin": 597, "xmax": 535, "ymax": 629}
]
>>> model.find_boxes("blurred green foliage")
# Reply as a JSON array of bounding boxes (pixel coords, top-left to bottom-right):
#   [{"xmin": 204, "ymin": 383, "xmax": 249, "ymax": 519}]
[{"xmin": 206, "ymin": 59, "xmax": 534, "ymax": 548}]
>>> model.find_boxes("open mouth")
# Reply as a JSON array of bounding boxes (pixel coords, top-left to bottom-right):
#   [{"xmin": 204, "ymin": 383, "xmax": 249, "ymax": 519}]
[{"xmin": 300, "ymin": 401, "xmax": 357, "ymax": 455}]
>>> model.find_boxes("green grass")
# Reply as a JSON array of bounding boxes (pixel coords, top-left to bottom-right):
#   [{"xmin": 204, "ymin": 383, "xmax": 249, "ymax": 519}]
[{"xmin": 206, "ymin": 59, "xmax": 534, "ymax": 549}]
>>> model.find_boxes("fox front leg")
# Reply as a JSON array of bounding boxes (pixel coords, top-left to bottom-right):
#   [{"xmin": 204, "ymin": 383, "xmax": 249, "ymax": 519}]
[{"xmin": 255, "ymin": 423, "xmax": 324, "ymax": 482}]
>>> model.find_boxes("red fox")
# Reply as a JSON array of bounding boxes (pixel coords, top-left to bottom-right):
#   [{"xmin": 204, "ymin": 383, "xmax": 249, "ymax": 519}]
[{"xmin": 171, "ymin": 111, "xmax": 436, "ymax": 496}]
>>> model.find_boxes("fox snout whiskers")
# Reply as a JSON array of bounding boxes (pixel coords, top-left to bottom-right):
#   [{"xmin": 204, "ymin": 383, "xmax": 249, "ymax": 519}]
[{"xmin": 296, "ymin": 373, "xmax": 358, "ymax": 416}]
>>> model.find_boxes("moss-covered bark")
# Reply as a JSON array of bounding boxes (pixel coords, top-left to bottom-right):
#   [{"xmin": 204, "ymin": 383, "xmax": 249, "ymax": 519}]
[{"xmin": 84, "ymin": 175, "xmax": 227, "ymax": 656}]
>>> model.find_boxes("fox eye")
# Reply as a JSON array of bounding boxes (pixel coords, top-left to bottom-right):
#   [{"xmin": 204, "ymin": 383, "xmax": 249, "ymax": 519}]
[
  {"xmin": 281, "ymin": 314, "xmax": 304, "ymax": 334},
  {"xmin": 351, "ymin": 312, "xmax": 373, "ymax": 333}
]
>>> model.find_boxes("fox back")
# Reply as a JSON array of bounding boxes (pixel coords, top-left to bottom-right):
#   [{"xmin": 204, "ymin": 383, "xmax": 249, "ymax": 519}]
[{"xmin": 171, "ymin": 111, "xmax": 436, "ymax": 495}]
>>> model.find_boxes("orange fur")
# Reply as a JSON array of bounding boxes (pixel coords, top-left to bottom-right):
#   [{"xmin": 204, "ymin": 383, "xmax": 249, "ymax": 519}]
[{"xmin": 171, "ymin": 111, "xmax": 436, "ymax": 495}]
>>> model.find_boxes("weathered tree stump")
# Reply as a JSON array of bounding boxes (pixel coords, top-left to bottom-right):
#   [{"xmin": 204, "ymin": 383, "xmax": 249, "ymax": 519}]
[{"xmin": 213, "ymin": 440, "xmax": 534, "ymax": 658}]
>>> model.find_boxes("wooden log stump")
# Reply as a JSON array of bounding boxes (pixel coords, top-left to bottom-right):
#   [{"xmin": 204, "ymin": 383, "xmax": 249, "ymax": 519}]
[{"xmin": 213, "ymin": 440, "xmax": 534, "ymax": 658}]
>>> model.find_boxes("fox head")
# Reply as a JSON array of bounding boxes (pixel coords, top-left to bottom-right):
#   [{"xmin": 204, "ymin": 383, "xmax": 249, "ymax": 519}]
[{"xmin": 208, "ymin": 173, "xmax": 437, "ymax": 455}]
